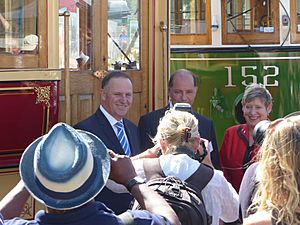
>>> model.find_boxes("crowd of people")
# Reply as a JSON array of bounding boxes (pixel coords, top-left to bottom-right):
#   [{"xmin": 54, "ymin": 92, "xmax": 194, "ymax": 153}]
[{"xmin": 0, "ymin": 69, "xmax": 299, "ymax": 225}]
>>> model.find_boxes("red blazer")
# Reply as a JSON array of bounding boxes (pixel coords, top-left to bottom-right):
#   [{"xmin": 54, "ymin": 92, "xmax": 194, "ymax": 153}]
[{"xmin": 219, "ymin": 124, "xmax": 259, "ymax": 192}]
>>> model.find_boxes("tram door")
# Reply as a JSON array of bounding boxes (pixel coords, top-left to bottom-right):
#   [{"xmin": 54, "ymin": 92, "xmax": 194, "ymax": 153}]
[{"xmin": 59, "ymin": 0, "xmax": 149, "ymax": 125}]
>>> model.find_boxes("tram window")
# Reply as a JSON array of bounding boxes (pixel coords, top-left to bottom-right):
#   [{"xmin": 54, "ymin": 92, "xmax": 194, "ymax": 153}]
[
  {"xmin": 0, "ymin": 1, "xmax": 38, "ymax": 54},
  {"xmin": 170, "ymin": 0, "xmax": 206, "ymax": 34},
  {"xmin": 291, "ymin": 0, "xmax": 300, "ymax": 43},
  {"xmin": 107, "ymin": 0, "xmax": 140, "ymax": 70},
  {"xmin": 170, "ymin": 0, "xmax": 211, "ymax": 45},
  {"xmin": 0, "ymin": 0, "xmax": 46, "ymax": 68},
  {"xmin": 59, "ymin": 0, "xmax": 92, "ymax": 70},
  {"xmin": 222, "ymin": 0, "xmax": 280, "ymax": 44}
]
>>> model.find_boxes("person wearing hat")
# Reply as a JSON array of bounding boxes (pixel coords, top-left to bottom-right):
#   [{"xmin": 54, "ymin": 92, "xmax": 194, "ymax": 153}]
[{"xmin": 0, "ymin": 123, "xmax": 180, "ymax": 225}]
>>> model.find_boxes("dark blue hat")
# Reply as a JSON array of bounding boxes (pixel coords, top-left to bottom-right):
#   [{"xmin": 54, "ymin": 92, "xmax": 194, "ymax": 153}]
[{"xmin": 20, "ymin": 123, "xmax": 110, "ymax": 210}]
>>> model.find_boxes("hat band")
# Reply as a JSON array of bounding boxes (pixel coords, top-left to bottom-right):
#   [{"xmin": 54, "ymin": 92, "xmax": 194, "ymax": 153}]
[
  {"xmin": 34, "ymin": 146, "xmax": 94, "ymax": 193},
  {"xmin": 34, "ymin": 157, "xmax": 101, "ymax": 200}
]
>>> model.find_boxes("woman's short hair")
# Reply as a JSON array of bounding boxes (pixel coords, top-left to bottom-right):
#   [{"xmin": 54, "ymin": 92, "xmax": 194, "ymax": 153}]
[
  {"xmin": 152, "ymin": 109, "xmax": 199, "ymax": 154},
  {"xmin": 242, "ymin": 83, "xmax": 272, "ymax": 107},
  {"xmin": 252, "ymin": 114, "xmax": 300, "ymax": 224}
]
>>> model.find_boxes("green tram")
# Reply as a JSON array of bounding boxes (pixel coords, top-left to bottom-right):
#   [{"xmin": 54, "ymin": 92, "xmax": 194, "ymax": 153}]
[{"xmin": 169, "ymin": 0, "xmax": 300, "ymax": 145}]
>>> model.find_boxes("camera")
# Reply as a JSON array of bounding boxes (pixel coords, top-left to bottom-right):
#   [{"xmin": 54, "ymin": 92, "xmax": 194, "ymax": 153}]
[
  {"xmin": 253, "ymin": 120, "xmax": 271, "ymax": 146},
  {"xmin": 174, "ymin": 103, "xmax": 192, "ymax": 112}
]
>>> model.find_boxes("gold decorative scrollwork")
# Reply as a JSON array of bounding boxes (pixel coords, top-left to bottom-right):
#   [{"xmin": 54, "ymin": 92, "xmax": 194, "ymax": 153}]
[
  {"xmin": 93, "ymin": 70, "xmax": 108, "ymax": 79},
  {"xmin": 20, "ymin": 202, "xmax": 33, "ymax": 219},
  {"xmin": 34, "ymin": 86, "xmax": 50, "ymax": 107}
]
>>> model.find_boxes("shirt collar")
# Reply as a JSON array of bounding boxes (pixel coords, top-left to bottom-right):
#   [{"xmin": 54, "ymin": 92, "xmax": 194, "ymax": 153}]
[{"xmin": 100, "ymin": 105, "xmax": 122, "ymax": 127}]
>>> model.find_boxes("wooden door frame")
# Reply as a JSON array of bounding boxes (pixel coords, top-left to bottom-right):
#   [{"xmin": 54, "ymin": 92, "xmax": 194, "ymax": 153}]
[{"xmin": 59, "ymin": 0, "xmax": 151, "ymax": 125}]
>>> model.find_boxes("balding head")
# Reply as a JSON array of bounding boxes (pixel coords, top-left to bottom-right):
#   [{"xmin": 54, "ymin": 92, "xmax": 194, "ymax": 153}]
[{"xmin": 168, "ymin": 69, "xmax": 198, "ymax": 105}]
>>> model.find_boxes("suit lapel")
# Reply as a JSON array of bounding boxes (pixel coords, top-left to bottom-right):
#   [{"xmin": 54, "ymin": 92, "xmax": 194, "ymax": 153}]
[
  {"xmin": 123, "ymin": 119, "xmax": 133, "ymax": 151},
  {"xmin": 95, "ymin": 110, "xmax": 125, "ymax": 154},
  {"xmin": 156, "ymin": 105, "xmax": 169, "ymax": 124}
]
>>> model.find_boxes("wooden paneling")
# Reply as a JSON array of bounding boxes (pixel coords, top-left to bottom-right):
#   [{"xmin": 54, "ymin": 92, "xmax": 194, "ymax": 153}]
[
  {"xmin": 171, "ymin": 0, "xmax": 211, "ymax": 45},
  {"xmin": 59, "ymin": 0, "xmax": 150, "ymax": 126},
  {"xmin": 59, "ymin": 71, "xmax": 101, "ymax": 125},
  {"xmin": 291, "ymin": 0, "xmax": 300, "ymax": 43},
  {"xmin": 221, "ymin": 0, "xmax": 280, "ymax": 45},
  {"xmin": 0, "ymin": 0, "xmax": 47, "ymax": 68}
]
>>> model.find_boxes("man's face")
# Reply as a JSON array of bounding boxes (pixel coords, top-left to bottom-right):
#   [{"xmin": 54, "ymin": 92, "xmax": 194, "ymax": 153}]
[
  {"xmin": 101, "ymin": 77, "xmax": 133, "ymax": 120},
  {"xmin": 168, "ymin": 73, "xmax": 197, "ymax": 105}
]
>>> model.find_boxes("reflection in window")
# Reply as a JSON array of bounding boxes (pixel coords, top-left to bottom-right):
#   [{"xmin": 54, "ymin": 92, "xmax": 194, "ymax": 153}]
[
  {"xmin": 226, "ymin": 0, "xmax": 274, "ymax": 33},
  {"xmin": 297, "ymin": 0, "xmax": 300, "ymax": 32},
  {"xmin": 59, "ymin": 0, "xmax": 91, "ymax": 69},
  {"xmin": 0, "ymin": 0, "xmax": 38, "ymax": 55},
  {"xmin": 170, "ymin": 0, "xmax": 206, "ymax": 34},
  {"xmin": 108, "ymin": 0, "xmax": 140, "ymax": 70}
]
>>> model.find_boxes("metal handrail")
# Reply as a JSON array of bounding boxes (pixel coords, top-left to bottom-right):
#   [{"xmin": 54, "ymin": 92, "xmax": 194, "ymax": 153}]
[{"xmin": 59, "ymin": 11, "xmax": 71, "ymax": 124}]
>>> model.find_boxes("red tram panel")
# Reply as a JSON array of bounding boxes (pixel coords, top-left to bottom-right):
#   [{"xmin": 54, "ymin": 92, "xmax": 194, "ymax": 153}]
[{"xmin": 0, "ymin": 81, "xmax": 59, "ymax": 173}]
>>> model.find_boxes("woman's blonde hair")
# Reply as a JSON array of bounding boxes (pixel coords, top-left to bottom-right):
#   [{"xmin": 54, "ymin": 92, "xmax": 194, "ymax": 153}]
[
  {"xmin": 152, "ymin": 109, "xmax": 199, "ymax": 154},
  {"xmin": 251, "ymin": 115, "xmax": 300, "ymax": 224}
]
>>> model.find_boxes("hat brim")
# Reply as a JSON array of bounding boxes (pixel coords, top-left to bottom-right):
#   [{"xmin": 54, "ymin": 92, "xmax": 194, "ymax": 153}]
[
  {"xmin": 20, "ymin": 130, "xmax": 110, "ymax": 210},
  {"xmin": 20, "ymin": 44, "xmax": 38, "ymax": 51}
]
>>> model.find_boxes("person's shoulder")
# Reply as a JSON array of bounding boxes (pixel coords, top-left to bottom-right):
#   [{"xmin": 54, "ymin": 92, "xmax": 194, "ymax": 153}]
[
  {"xmin": 140, "ymin": 107, "xmax": 167, "ymax": 119},
  {"xmin": 225, "ymin": 124, "xmax": 246, "ymax": 133},
  {"xmin": 203, "ymin": 168, "xmax": 239, "ymax": 207},
  {"xmin": 243, "ymin": 211, "xmax": 272, "ymax": 225},
  {"xmin": 206, "ymin": 168, "xmax": 237, "ymax": 192},
  {"xmin": 4, "ymin": 218, "xmax": 39, "ymax": 225},
  {"xmin": 192, "ymin": 112, "xmax": 213, "ymax": 124},
  {"xmin": 74, "ymin": 111, "xmax": 98, "ymax": 129}
]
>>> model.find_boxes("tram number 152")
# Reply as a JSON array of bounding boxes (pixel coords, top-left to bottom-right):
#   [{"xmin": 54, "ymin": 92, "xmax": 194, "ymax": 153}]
[{"xmin": 224, "ymin": 66, "xmax": 279, "ymax": 87}]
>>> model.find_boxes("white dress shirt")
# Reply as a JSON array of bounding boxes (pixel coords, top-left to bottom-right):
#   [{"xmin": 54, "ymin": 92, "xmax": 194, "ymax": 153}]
[{"xmin": 100, "ymin": 105, "xmax": 130, "ymax": 146}]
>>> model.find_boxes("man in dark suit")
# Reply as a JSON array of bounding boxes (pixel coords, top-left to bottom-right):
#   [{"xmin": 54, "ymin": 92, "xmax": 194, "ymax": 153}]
[
  {"xmin": 74, "ymin": 71, "xmax": 140, "ymax": 214},
  {"xmin": 138, "ymin": 69, "xmax": 220, "ymax": 169}
]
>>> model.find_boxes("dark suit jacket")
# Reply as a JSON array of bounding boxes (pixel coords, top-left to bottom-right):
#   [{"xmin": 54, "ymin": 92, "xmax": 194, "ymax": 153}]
[
  {"xmin": 74, "ymin": 108, "xmax": 141, "ymax": 214},
  {"xmin": 138, "ymin": 106, "xmax": 220, "ymax": 169}
]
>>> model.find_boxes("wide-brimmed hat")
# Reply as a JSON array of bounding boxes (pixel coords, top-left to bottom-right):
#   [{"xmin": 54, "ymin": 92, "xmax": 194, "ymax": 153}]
[{"xmin": 20, "ymin": 123, "xmax": 110, "ymax": 210}]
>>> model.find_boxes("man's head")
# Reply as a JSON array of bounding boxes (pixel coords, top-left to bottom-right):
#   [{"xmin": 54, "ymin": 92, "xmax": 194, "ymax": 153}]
[
  {"xmin": 168, "ymin": 69, "xmax": 198, "ymax": 105},
  {"xmin": 20, "ymin": 123, "xmax": 110, "ymax": 210},
  {"xmin": 101, "ymin": 71, "xmax": 133, "ymax": 120}
]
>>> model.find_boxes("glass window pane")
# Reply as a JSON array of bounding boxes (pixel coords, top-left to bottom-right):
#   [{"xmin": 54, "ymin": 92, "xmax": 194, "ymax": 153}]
[
  {"xmin": 297, "ymin": 0, "xmax": 300, "ymax": 32},
  {"xmin": 59, "ymin": 0, "xmax": 92, "ymax": 69},
  {"xmin": 226, "ymin": 0, "xmax": 274, "ymax": 33},
  {"xmin": 0, "ymin": 0, "xmax": 39, "ymax": 55},
  {"xmin": 108, "ymin": 0, "xmax": 140, "ymax": 70},
  {"xmin": 170, "ymin": 0, "xmax": 206, "ymax": 34}
]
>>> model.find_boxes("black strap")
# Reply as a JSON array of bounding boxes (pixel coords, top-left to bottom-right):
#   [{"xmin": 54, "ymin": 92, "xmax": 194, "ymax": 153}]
[
  {"xmin": 143, "ymin": 157, "xmax": 214, "ymax": 192},
  {"xmin": 172, "ymin": 146, "xmax": 195, "ymax": 159},
  {"xmin": 143, "ymin": 157, "xmax": 214, "ymax": 225},
  {"xmin": 237, "ymin": 126, "xmax": 254, "ymax": 173},
  {"xmin": 172, "ymin": 145, "xmax": 208, "ymax": 163},
  {"xmin": 185, "ymin": 164, "xmax": 214, "ymax": 191}
]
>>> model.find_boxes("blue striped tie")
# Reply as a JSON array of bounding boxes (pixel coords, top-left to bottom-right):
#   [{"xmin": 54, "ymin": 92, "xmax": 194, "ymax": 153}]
[{"xmin": 115, "ymin": 121, "xmax": 131, "ymax": 156}]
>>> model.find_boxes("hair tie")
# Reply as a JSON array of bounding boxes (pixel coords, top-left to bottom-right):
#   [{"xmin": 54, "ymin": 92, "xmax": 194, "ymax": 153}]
[{"xmin": 181, "ymin": 127, "xmax": 191, "ymax": 142}]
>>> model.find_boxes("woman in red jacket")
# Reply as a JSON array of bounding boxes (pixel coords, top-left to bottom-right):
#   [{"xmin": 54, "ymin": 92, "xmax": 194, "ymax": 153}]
[{"xmin": 219, "ymin": 83, "xmax": 272, "ymax": 192}]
